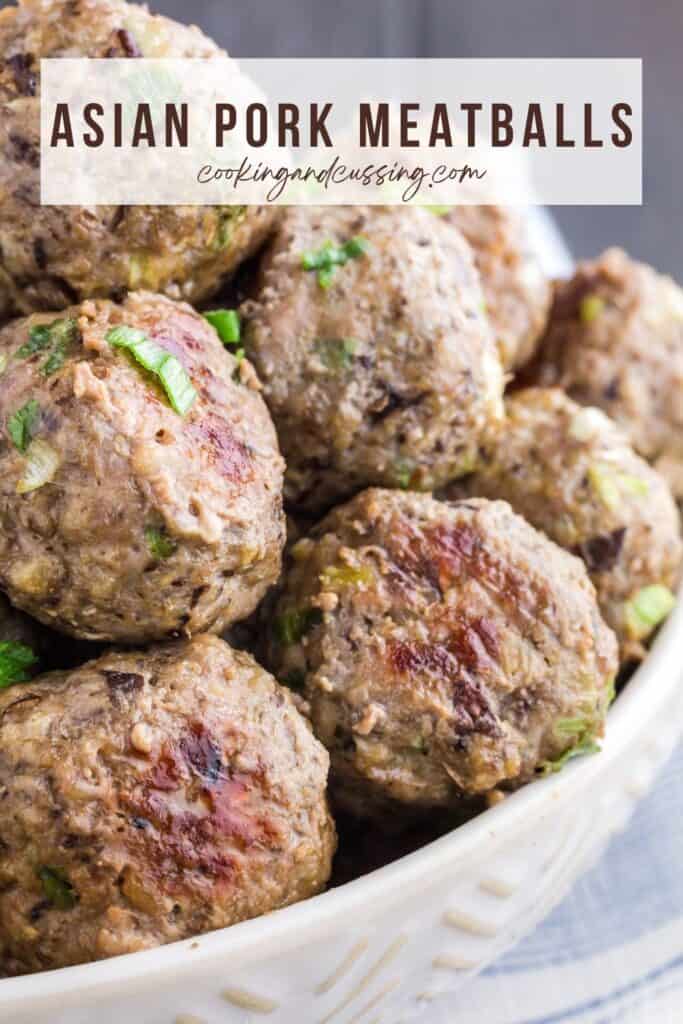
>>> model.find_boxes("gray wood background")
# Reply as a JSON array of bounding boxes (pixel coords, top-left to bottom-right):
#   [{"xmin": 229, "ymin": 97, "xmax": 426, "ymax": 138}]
[{"xmin": 4, "ymin": 0, "xmax": 682, "ymax": 279}]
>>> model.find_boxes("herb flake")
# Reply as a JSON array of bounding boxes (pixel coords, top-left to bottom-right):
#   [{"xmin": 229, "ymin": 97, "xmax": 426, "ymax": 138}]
[
  {"xmin": 8, "ymin": 399, "xmax": 41, "ymax": 453},
  {"xmin": 37, "ymin": 866, "xmax": 78, "ymax": 910},
  {"xmin": 274, "ymin": 607, "xmax": 323, "ymax": 647},
  {"xmin": 301, "ymin": 236, "xmax": 369, "ymax": 289},
  {"xmin": 144, "ymin": 525, "xmax": 177, "ymax": 560},
  {"xmin": 0, "ymin": 641, "xmax": 37, "ymax": 688}
]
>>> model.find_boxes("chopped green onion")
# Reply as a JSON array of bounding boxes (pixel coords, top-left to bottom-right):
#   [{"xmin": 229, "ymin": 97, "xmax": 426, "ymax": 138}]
[
  {"xmin": 158, "ymin": 357, "xmax": 197, "ymax": 416},
  {"xmin": 144, "ymin": 525, "xmax": 177, "ymax": 560},
  {"xmin": 315, "ymin": 337, "xmax": 358, "ymax": 371},
  {"xmin": 212, "ymin": 207, "xmax": 246, "ymax": 250},
  {"xmin": 16, "ymin": 439, "xmax": 60, "ymax": 494},
  {"xmin": 539, "ymin": 738, "xmax": 601, "ymax": 775},
  {"xmin": 107, "ymin": 326, "xmax": 197, "ymax": 417},
  {"xmin": 0, "ymin": 641, "xmax": 37, "ymax": 688},
  {"xmin": 394, "ymin": 459, "xmax": 414, "ymax": 490},
  {"xmin": 426, "ymin": 205, "xmax": 452, "ymax": 215},
  {"xmin": 37, "ymin": 866, "xmax": 78, "ymax": 910},
  {"xmin": 18, "ymin": 318, "xmax": 79, "ymax": 376},
  {"xmin": 579, "ymin": 295, "xmax": 605, "ymax": 323},
  {"xmin": 320, "ymin": 564, "xmax": 374, "ymax": 588},
  {"xmin": 588, "ymin": 463, "xmax": 649, "ymax": 511},
  {"xmin": 554, "ymin": 717, "xmax": 592, "ymax": 737},
  {"xmin": 204, "ymin": 309, "xmax": 241, "ymax": 346},
  {"xmin": 624, "ymin": 584, "xmax": 676, "ymax": 640},
  {"xmin": 7, "ymin": 399, "xmax": 40, "ymax": 453},
  {"xmin": 17, "ymin": 324, "xmax": 52, "ymax": 358},
  {"xmin": 301, "ymin": 236, "xmax": 369, "ymax": 288},
  {"xmin": 617, "ymin": 473, "xmax": 650, "ymax": 498},
  {"xmin": 274, "ymin": 607, "xmax": 323, "ymax": 647}
]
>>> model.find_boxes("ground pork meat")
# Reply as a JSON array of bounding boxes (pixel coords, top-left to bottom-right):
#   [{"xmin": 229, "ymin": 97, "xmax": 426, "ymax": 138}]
[
  {"xmin": 265, "ymin": 489, "xmax": 617, "ymax": 820},
  {"xmin": 440, "ymin": 205, "xmax": 551, "ymax": 371},
  {"xmin": 448, "ymin": 388, "xmax": 682, "ymax": 660},
  {"xmin": 0, "ymin": 291, "xmax": 285, "ymax": 642},
  {"xmin": 531, "ymin": 248, "xmax": 683, "ymax": 499},
  {"xmin": 0, "ymin": 635, "xmax": 335, "ymax": 975},
  {"xmin": 242, "ymin": 205, "xmax": 504, "ymax": 514},
  {"xmin": 0, "ymin": 0, "xmax": 277, "ymax": 318}
]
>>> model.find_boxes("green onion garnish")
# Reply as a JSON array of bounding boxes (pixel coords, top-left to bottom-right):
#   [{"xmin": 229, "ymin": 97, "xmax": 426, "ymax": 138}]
[
  {"xmin": 274, "ymin": 607, "xmax": 323, "ymax": 647},
  {"xmin": 301, "ymin": 236, "xmax": 369, "ymax": 289},
  {"xmin": 579, "ymin": 295, "xmax": 605, "ymax": 324},
  {"xmin": 7, "ymin": 398, "xmax": 41, "ymax": 453},
  {"xmin": 204, "ymin": 309, "xmax": 241, "ymax": 346},
  {"xmin": 107, "ymin": 326, "xmax": 196, "ymax": 417},
  {"xmin": 624, "ymin": 585, "xmax": 676, "ymax": 640},
  {"xmin": 539, "ymin": 737, "xmax": 601, "ymax": 775},
  {"xmin": 18, "ymin": 318, "xmax": 79, "ymax": 376},
  {"xmin": 16, "ymin": 439, "xmax": 60, "ymax": 494},
  {"xmin": 315, "ymin": 337, "xmax": 358, "ymax": 371},
  {"xmin": 17, "ymin": 324, "xmax": 52, "ymax": 358},
  {"xmin": 0, "ymin": 641, "xmax": 38, "ymax": 688},
  {"xmin": 37, "ymin": 866, "xmax": 78, "ymax": 910},
  {"xmin": 144, "ymin": 525, "xmax": 177, "ymax": 560},
  {"xmin": 394, "ymin": 459, "xmax": 414, "ymax": 490}
]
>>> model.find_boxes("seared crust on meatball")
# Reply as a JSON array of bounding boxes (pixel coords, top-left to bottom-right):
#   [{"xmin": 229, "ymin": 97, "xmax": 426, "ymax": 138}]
[
  {"xmin": 441, "ymin": 205, "xmax": 551, "ymax": 371},
  {"xmin": 0, "ymin": 291, "xmax": 285, "ymax": 642},
  {"xmin": 0, "ymin": 635, "xmax": 335, "ymax": 975},
  {"xmin": 450, "ymin": 389, "xmax": 682, "ymax": 658},
  {"xmin": 532, "ymin": 248, "xmax": 683, "ymax": 498},
  {"xmin": 265, "ymin": 490, "xmax": 617, "ymax": 819},
  {"xmin": 0, "ymin": 0, "xmax": 277, "ymax": 316},
  {"xmin": 243, "ymin": 206, "xmax": 504, "ymax": 513}
]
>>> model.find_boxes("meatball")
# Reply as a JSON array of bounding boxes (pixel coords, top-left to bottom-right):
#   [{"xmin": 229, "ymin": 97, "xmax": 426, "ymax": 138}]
[
  {"xmin": 440, "ymin": 205, "xmax": 551, "ymax": 371},
  {"xmin": 265, "ymin": 489, "xmax": 617, "ymax": 819},
  {"xmin": 242, "ymin": 206, "xmax": 504, "ymax": 514},
  {"xmin": 0, "ymin": 0, "xmax": 276, "ymax": 317},
  {"xmin": 0, "ymin": 291, "xmax": 285, "ymax": 642},
  {"xmin": 532, "ymin": 248, "xmax": 683, "ymax": 498},
  {"xmin": 449, "ymin": 389, "xmax": 682, "ymax": 658},
  {"xmin": 0, "ymin": 635, "xmax": 335, "ymax": 975}
]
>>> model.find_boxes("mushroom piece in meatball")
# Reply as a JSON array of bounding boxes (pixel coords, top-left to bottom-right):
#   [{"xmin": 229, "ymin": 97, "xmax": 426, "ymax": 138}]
[
  {"xmin": 265, "ymin": 490, "xmax": 618, "ymax": 819},
  {"xmin": 242, "ymin": 206, "xmax": 504, "ymax": 514},
  {"xmin": 532, "ymin": 248, "xmax": 683, "ymax": 499},
  {"xmin": 439, "ymin": 205, "xmax": 551, "ymax": 371},
  {"xmin": 0, "ymin": 0, "xmax": 277, "ymax": 317},
  {"xmin": 0, "ymin": 635, "xmax": 335, "ymax": 975},
  {"xmin": 449, "ymin": 389, "xmax": 682, "ymax": 659},
  {"xmin": 0, "ymin": 292, "xmax": 285, "ymax": 643}
]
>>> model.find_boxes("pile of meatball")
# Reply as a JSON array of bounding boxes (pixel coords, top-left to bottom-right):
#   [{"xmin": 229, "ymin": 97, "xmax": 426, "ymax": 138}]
[{"xmin": 0, "ymin": 0, "xmax": 681, "ymax": 978}]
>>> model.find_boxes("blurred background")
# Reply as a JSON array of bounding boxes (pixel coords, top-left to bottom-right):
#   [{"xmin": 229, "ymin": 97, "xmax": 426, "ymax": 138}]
[{"xmin": 151, "ymin": 0, "xmax": 680, "ymax": 280}]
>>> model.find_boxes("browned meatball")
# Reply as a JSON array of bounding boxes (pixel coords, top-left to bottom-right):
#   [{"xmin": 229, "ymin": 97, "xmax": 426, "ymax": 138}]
[
  {"xmin": 440, "ymin": 205, "xmax": 551, "ymax": 371},
  {"xmin": 242, "ymin": 206, "xmax": 504, "ymax": 514},
  {"xmin": 265, "ymin": 490, "xmax": 617, "ymax": 820},
  {"xmin": 0, "ymin": 0, "xmax": 277, "ymax": 317},
  {"xmin": 449, "ymin": 389, "xmax": 682, "ymax": 659},
  {"xmin": 532, "ymin": 248, "xmax": 683, "ymax": 498},
  {"xmin": 0, "ymin": 635, "xmax": 335, "ymax": 975},
  {"xmin": 0, "ymin": 292, "xmax": 285, "ymax": 642}
]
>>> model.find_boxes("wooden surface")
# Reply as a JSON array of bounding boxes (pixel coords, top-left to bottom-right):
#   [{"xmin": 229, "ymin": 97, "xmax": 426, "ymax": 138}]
[{"xmin": 3, "ymin": 0, "xmax": 681, "ymax": 279}]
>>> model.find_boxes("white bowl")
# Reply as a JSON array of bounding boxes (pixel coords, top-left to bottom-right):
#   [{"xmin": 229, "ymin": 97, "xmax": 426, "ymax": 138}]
[
  {"xmin": 3, "ymin": 599, "xmax": 682, "ymax": 1024},
  {"xmin": 3, "ymin": 216, "xmax": 680, "ymax": 1024}
]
